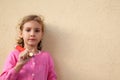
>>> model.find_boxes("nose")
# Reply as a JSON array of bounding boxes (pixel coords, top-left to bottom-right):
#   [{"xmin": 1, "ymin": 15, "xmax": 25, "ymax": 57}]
[{"xmin": 30, "ymin": 30, "xmax": 35, "ymax": 37}]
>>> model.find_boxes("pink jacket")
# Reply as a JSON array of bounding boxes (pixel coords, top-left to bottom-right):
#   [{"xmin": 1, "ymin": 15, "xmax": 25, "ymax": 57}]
[{"xmin": 0, "ymin": 50, "xmax": 57, "ymax": 80}]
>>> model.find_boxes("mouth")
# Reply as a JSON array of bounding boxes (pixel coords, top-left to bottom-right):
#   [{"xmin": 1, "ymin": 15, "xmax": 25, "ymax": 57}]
[{"xmin": 28, "ymin": 39, "xmax": 36, "ymax": 41}]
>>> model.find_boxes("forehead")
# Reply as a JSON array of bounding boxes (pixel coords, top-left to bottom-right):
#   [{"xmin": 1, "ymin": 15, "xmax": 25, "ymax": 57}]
[{"xmin": 23, "ymin": 20, "xmax": 42, "ymax": 29}]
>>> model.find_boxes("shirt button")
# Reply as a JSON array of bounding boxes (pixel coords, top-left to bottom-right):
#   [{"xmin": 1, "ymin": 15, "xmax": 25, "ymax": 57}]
[
  {"xmin": 32, "ymin": 73, "xmax": 35, "ymax": 77},
  {"xmin": 33, "ymin": 62, "xmax": 35, "ymax": 65}
]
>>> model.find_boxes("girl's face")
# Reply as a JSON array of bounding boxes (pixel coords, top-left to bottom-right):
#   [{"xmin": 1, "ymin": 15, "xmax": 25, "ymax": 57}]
[{"xmin": 21, "ymin": 20, "xmax": 43, "ymax": 48}]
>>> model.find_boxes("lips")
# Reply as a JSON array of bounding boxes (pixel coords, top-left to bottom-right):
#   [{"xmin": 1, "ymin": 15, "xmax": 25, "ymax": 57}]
[{"xmin": 28, "ymin": 39, "xmax": 36, "ymax": 41}]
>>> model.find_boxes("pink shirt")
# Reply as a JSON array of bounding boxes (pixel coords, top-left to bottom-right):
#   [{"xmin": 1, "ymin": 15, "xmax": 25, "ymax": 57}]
[{"xmin": 0, "ymin": 50, "xmax": 57, "ymax": 80}]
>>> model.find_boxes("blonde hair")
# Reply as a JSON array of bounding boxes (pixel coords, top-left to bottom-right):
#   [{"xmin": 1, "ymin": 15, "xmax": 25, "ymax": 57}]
[{"xmin": 17, "ymin": 14, "xmax": 44, "ymax": 50}]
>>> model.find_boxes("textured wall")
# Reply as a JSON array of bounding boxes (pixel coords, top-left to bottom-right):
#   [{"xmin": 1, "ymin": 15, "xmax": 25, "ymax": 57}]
[{"xmin": 0, "ymin": 0, "xmax": 120, "ymax": 80}]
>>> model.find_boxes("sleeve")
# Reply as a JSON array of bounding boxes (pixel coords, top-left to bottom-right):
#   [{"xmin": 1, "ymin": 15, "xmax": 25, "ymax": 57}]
[
  {"xmin": 0, "ymin": 50, "xmax": 19, "ymax": 80},
  {"xmin": 47, "ymin": 54, "xmax": 57, "ymax": 80}
]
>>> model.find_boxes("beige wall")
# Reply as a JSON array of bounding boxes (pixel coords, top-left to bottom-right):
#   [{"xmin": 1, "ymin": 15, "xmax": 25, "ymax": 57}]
[{"xmin": 0, "ymin": 0, "xmax": 120, "ymax": 80}]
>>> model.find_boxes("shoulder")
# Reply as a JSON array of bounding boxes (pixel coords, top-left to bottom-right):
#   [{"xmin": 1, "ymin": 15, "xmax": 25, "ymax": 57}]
[
  {"xmin": 40, "ymin": 50, "xmax": 50, "ymax": 55},
  {"xmin": 37, "ymin": 51, "xmax": 55, "ymax": 65},
  {"xmin": 9, "ymin": 49, "xmax": 20, "ymax": 55},
  {"xmin": 7, "ymin": 49, "xmax": 20, "ymax": 58},
  {"xmin": 4, "ymin": 49, "xmax": 20, "ymax": 64},
  {"xmin": 40, "ymin": 51, "xmax": 53, "ymax": 59}
]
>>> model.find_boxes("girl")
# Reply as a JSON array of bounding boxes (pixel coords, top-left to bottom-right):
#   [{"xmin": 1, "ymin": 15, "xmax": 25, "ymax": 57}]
[{"xmin": 0, "ymin": 15, "xmax": 57, "ymax": 80}]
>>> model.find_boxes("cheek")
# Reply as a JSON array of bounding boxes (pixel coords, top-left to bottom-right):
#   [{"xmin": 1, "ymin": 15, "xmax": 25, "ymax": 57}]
[
  {"xmin": 38, "ymin": 32, "xmax": 43, "ymax": 37},
  {"xmin": 38, "ymin": 35, "xmax": 42, "ymax": 40},
  {"xmin": 37, "ymin": 35, "xmax": 43, "ymax": 40},
  {"xmin": 22, "ymin": 34, "xmax": 28, "ymax": 40}
]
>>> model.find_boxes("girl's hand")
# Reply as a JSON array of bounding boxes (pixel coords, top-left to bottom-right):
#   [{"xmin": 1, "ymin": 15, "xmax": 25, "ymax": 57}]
[
  {"xmin": 18, "ymin": 49, "xmax": 30, "ymax": 65},
  {"xmin": 14, "ymin": 49, "xmax": 33, "ymax": 72}
]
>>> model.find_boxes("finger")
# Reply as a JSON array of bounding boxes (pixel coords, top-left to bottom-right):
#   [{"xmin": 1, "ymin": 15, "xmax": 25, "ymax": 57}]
[
  {"xmin": 24, "ymin": 49, "xmax": 33, "ymax": 58},
  {"xmin": 27, "ymin": 48, "xmax": 34, "ymax": 57},
  {"xmin": 21, "ymin": 49, "xmax": 29, "ymax": 60}
]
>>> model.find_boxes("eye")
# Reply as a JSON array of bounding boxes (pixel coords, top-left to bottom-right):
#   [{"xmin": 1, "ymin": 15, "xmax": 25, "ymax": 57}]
[
  {"xmin": 26, "ymin": 29, "xmax": 31, "ymax": 32},
  {"xmin": 35, "ymin": 29, "xmax": 40, "ymax": 32}
]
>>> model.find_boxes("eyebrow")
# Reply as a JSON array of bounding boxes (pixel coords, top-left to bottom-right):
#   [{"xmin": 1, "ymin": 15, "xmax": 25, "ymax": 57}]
[
  {"xmin": 35, "ymin": 28, "xmax": 41, "ymax": 29},
  {"xmin": 25, "ymin": 27, "xmax": 41, "ymax": 29}
]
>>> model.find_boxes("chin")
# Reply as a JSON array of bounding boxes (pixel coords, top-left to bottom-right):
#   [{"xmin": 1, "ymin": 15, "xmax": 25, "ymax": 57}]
[{"xmin": 28, "ymin": 43, "xmax": 36, "ymax": 46}]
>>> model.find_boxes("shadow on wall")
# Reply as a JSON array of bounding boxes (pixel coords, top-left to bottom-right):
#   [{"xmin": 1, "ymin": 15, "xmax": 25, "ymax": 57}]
[
  {"xmin": 42, "ymin": 23, "xmax": 82, "ymax": 80},
  {"xmin": 42, "ymin": 23, "xmax": 59, "ymax": 54},
  {"xmin": 42, "ymin": 23, "xmax": 61, "ymax": 80}
]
